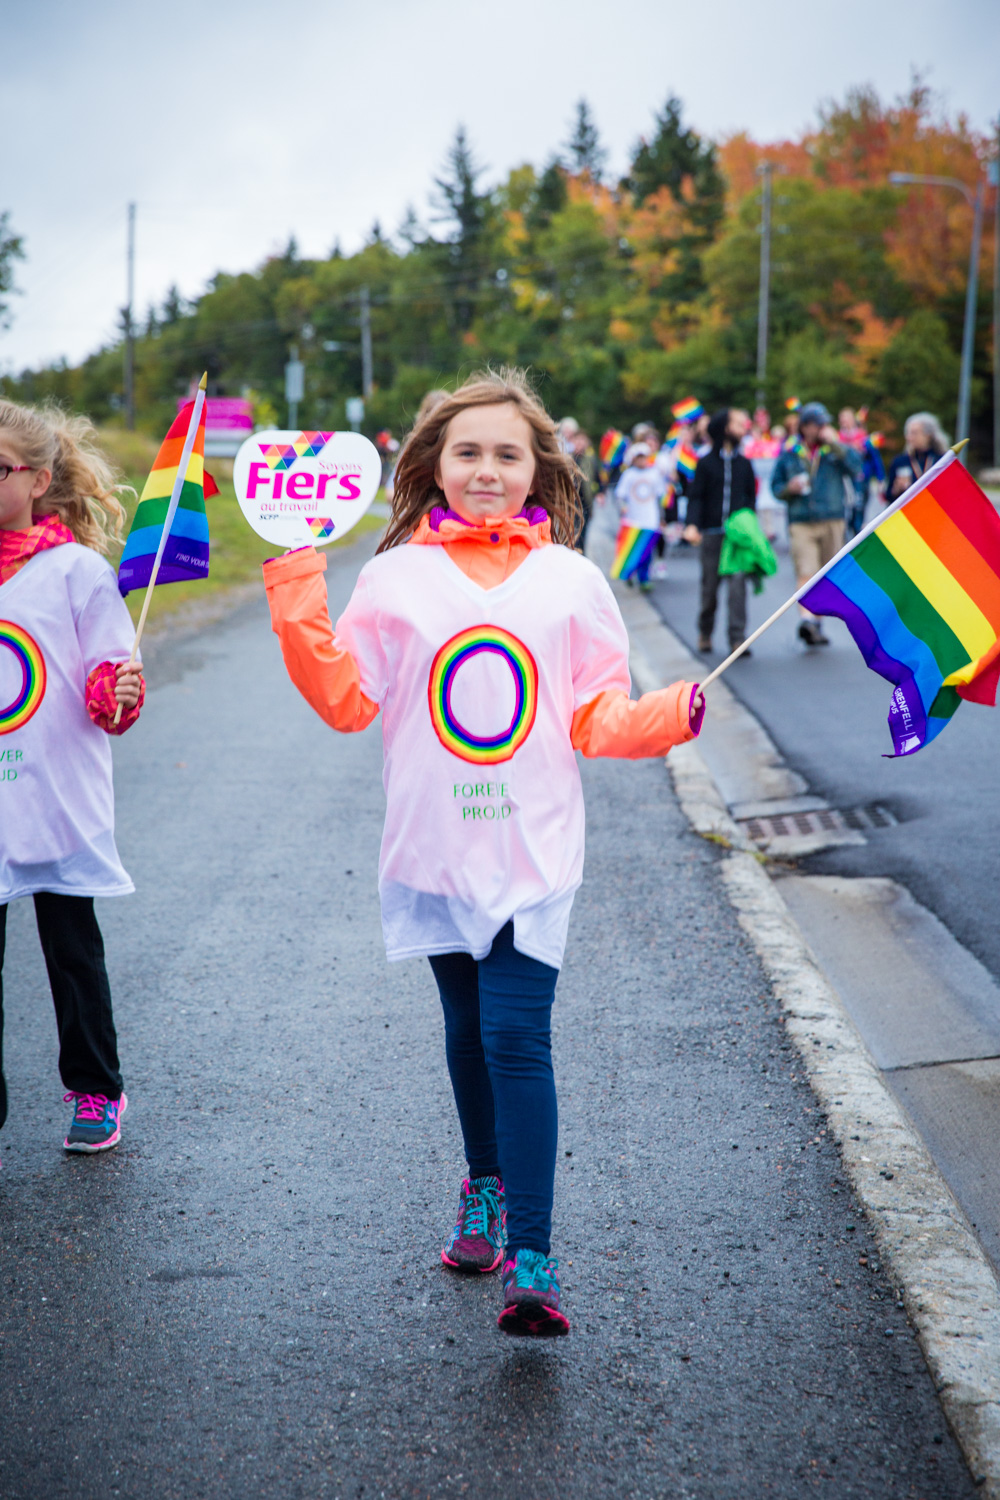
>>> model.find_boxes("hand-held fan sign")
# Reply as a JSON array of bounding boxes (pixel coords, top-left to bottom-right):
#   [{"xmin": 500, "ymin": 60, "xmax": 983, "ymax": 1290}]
[{"xmin": 233, "ymin": 430, "xmax": 381, "ymax": 549}]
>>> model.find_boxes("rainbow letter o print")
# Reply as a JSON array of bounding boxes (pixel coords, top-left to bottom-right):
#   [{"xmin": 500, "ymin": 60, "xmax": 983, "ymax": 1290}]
[
  {"xmin": 0, "ymin": 621, "xmax": 47, "ymax": 735},
  {"xmin": 428, "ymin": 625, "xmax": 538, "ymax": 765}
]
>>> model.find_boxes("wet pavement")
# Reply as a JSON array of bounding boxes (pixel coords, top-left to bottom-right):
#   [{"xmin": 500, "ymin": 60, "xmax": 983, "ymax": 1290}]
[{"xmin": 0, "ymin": 538, "xmax": 977, "ymax": 1498}]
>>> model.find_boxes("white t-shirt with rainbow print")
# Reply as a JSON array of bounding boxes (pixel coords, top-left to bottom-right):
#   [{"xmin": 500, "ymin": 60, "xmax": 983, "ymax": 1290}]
[
  {"xmin": 335, "ymin": 542, "xmax": 632, "ymax": 969},
  {"xmin": 0, "ymin": 544, "xmax": 135, "ymax": 902}
]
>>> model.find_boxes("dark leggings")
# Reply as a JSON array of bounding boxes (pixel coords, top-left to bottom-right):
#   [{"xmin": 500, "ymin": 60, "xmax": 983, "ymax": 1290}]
[
  {"xmin": 0, "ymin": 893, "xmax": 123, "ymax": 1130},
  {"xmin": 429, "ymin": 922, "xmax": 558, "ymax": 1257}
]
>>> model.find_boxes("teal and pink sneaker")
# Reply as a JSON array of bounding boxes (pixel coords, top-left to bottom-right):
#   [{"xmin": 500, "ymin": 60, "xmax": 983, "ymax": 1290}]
[
  {"xmin": 441, "ymin": 1175, "xmax": 506, "ymax": 1273},
  {"xmin": 497, "ymin": 1249, "xmax": 570, "ymax": 1337},
  {"xmin": 63, "ymin": 1092, "xmax": 127, "ymax": 1153}
]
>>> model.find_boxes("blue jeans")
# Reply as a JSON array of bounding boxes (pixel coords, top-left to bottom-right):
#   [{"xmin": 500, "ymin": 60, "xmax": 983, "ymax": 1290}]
[{"xmin": 429, "ymin": 922, "xmax": 558, "ymax": 1257}]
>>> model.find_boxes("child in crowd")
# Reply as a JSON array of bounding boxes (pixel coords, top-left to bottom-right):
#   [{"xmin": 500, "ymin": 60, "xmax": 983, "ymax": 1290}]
[
  {"xmin": 610, "ymin": 441, "xmax": 670, "ymax": 589},
  {"xmin": 0, "ymin": 402, "xmax": 144, "ymax": 1157},
  {"xmin": 263, "ymin": 370, "xmax": 704, "ymax": 1337}
]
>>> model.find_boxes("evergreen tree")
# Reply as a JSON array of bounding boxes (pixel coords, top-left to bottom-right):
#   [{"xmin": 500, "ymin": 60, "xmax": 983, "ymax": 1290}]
[
  {"xmin": 432, "ymin": 126, "xmax": 492, "ymax": 330},
  {"xmin": 397, "ymin": 206, "xmax": 423, "ymax": 250},
  {"xmin": 623, "ymin": 96, "xmax": 725, "ymax": 301},
  {"xmin": 161, "ymin": 285, "xmax": 185, "ymax": 325},
  {"xmin": 0, "ymin": 212, "xmax": 24, "ymax": 331},
  {"xmin": 527, "ymin": 158, "xmax": 568, "ymax": 233},
  {"xmin": 565, "ymin": 99, "xmax": 607, "ymax": 180}
]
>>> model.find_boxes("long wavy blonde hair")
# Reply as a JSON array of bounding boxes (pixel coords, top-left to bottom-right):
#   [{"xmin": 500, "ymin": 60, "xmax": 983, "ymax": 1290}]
[
  {"xmin": 0, "ymin": 399, "xmax": 127, "ymax": 553},
  {"xmin": 378, "ymin": 368, "xmax": 583, "ymax": 552}
]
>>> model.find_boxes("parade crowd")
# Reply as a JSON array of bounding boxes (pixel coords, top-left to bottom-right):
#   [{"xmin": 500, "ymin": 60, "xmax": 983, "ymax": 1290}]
[
  {"xmin": 553, "ymin": 397, "xmax": 951, "ymax": 654},
  {"xmin": 0, "ymin": 370, "xmax": 959, "ymax": 1348}
]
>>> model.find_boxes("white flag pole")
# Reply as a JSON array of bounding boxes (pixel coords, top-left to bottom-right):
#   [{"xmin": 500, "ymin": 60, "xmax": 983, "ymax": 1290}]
[
  {"xmin": 113, "ymin": 372, "xmax": 207, "ymax": 724},
  {"xmin": 695, "ymin": 441, "xmax": 966, "ymax": 694}
]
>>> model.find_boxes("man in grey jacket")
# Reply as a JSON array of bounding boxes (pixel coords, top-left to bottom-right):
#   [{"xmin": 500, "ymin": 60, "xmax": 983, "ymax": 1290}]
[{"xmin": 771, "ymin": 401, "xmax": 863, "ymax": 646}]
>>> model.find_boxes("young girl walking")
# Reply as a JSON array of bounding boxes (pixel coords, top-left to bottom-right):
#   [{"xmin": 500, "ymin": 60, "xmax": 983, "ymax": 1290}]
[
  {"xmin": 0, "ymin": 401, "xmax": 144, "ymax": 1157},
  {"xmin": 263, "ymin": 370, "xmax": 704, "ymax": 1336}
]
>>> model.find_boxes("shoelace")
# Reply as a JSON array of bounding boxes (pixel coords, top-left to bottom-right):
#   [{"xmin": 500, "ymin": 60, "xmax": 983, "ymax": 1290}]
[
  {"xmin": 512, "ymin": 1249, "xmax": 558, "ymax": 1290},
  {"xmin": 462, "ymin": 1178, "xmax": 502, "ymax": 1240},
  {"xmin": 64, "ymin": 1092, "xmax": 109, "ymax": 1122}
]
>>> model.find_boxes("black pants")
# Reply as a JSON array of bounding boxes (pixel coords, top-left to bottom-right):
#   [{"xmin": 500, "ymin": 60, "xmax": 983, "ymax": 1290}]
[
  {"xmin": 0, "ymin": 893, "xmax": 123, "ymax": 1129},
  {"xmin": 698, "ymin": 531, "xmax": 748, "ymax": 645}
]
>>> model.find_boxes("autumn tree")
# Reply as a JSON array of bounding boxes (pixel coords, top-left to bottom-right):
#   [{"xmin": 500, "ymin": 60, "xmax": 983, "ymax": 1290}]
[{"xmin": 622, "ymin": 97, "xmax": 726, "ymax": 303}]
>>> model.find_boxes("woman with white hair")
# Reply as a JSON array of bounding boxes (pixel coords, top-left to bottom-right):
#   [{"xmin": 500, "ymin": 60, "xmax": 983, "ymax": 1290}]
[{"xmin": 886, "ymin": 412, "xmax": 950, "ymax": 499}]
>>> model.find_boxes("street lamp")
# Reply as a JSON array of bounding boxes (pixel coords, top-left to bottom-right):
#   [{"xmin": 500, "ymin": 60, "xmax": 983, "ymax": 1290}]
[{"xmin": 889, "ymin": 172, "xmax": 985, "ymax": 456}]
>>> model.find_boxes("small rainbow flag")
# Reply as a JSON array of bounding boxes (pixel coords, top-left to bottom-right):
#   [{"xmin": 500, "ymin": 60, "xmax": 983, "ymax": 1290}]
[
  {"xmin": 785, "ymin": 396, "xmax": 801, "ymax": 413},
  {"xmin": 599, "ymin": 429, "xmax": 627, "ymax": 468},
  {"xmin": 801, "ymin": 450, "xmax": 1000, "ymax": 756},
  {"xmin": 671, "ymin": 397, "xmax": 703, "ymax": 423},
  {"xmin": 675, "ymin": 446, "xmax": 698, "ymax": 483},
  {"xmin": 118, "ymin": 393, "xmax": 218, "ymax": 595},
  {"xmin": 610, "ymin": 524, "xmax": 659, "ymax": 581}
]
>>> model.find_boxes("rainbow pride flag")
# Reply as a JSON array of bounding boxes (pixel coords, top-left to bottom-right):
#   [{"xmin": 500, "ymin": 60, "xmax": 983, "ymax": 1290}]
[
  {"xmin": 599, "ymin": 429, "xmax": 627, "ymax": 469},
  {"xmin": 675, "ymin": 446, "xmax": 698, "ymax": 484},
  {"xmin": 610, "ymin": 524, "xmax": 659, "ymax": 581},
  {"xmin": 801, "ymin": 451, "xmax": 1000, "ymax": 756},
  {"xmin": 672, "ymin": 396, "xmax": 703, "ymax": 423},
  {"xmin": 118, "ymin": 396, "xmax": 218, "ymax": 595}
]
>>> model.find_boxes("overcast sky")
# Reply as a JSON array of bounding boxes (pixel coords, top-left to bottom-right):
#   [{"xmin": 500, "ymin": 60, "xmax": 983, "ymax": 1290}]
[{"xmin": 3, "ymin": 0, "xmax": 997, "ymax": 374}]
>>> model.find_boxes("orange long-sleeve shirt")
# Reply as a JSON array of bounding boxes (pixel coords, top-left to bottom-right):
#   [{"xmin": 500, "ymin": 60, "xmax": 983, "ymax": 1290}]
[{"xmin": 262, "ymin": 508, "xmax": 703, "ymax": 756}]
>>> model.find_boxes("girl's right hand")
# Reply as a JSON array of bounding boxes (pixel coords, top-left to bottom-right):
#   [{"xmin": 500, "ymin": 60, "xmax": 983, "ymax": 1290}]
[{"xmin": 115, "ymin": 661, "xmax": 145, "ymax": 709}]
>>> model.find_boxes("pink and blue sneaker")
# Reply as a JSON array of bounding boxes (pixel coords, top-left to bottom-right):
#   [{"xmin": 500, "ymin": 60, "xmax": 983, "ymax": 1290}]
[
  {"xmin": 63, "ymin": 1092, "xmax": 127, "ymax": 1153},
  {"xmin": 497, "ymin": 1249, "xmax": 570, "ymax": 1337},
  {"xmin": 441, "ymin": 1175, "xmax": 506, "ymax": 1273}
]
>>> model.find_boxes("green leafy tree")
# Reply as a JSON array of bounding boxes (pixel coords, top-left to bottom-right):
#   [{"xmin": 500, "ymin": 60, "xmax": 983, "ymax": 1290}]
[
  {"xmin": 876, "ymin": 309, "xmax": 962, "ymax": 435},
  {"xmin": 781, "ymin": 327, "xmax": 861, "ymax": 413}
]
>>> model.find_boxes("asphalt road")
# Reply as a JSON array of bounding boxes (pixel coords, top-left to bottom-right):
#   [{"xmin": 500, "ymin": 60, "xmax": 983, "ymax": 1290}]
[
  {"xmin": 0, "ymin": 534, "xmax": 977, "ymax": 1498},
  {"xmin": 646, "ymin": 529, "xmax": 1000, "ymax": 984}
]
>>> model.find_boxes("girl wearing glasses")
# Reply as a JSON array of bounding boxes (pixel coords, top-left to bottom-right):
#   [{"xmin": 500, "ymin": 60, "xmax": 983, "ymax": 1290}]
[{"xmin": 0, "ymin": 400, "xmax": 144, "ymax": 1161}]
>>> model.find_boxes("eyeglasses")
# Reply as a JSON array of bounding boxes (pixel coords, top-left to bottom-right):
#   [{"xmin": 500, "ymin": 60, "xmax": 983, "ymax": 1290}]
[{"xmin": 0, "ymin": 465, "xmax": 32, "ymax": 482}]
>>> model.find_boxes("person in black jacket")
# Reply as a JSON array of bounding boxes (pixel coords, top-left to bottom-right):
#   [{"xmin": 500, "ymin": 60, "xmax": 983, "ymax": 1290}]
[{"xmin": 683, "ymin": 408, "xmax": 755, "ymax": 653}]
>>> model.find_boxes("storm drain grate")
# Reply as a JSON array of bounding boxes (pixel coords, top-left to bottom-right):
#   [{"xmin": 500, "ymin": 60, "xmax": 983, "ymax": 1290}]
[{"xmin": 740, "ymin": 804, "xmax": 897, "ymax": 845}]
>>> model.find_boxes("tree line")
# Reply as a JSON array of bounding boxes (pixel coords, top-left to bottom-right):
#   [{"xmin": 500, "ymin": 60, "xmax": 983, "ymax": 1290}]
[{"xmin": 1, "ymin": 82, "xmax": 996, "ymax": 455}]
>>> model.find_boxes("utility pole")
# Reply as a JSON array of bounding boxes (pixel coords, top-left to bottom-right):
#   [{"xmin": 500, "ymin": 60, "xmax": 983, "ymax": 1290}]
[
  {"xmin": 755, "ymin": 163, "xmax": 772, "ymax": 408},
  {"xmin": 124, "ymin": 202, "xmax": 136, "ymax": 431},
  {"xmin": 360, "ymin": 285, "xmax": 373, "ymax": 400},
  {"xmin": 285, "ymin": 345, "xmax": 304, "ymax": 429},
  {"xmin": 957, "ymin": 181, "xmax": 984, "ymax": 453}
]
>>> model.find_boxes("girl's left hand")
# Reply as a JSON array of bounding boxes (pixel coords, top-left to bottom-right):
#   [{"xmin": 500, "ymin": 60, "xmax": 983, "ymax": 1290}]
[{"xmin": 115, "ymin": 661, "xmax": 144, "ymax": 709}]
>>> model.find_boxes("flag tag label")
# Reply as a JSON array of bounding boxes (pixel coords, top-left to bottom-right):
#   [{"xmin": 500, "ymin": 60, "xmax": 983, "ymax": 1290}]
[{"xmin": 233, "ymin": 429, "xmax": 380, "ymax": 549}]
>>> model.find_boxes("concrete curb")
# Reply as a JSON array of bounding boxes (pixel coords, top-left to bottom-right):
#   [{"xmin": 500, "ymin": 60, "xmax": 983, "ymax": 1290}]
[{"xmin": 629, "ymin": 595, "xmax": 1000, "ymax": 1495}]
